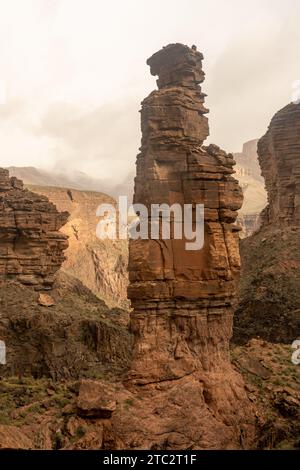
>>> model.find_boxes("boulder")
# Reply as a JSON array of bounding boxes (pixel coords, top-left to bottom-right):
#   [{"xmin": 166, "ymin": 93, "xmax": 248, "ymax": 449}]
[{"xmin": 77, "ymin": 379, "xmax": 116, "ymax": 418}]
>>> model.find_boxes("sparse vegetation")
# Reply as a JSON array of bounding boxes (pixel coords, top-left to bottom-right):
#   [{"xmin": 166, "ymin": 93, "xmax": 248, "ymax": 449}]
[{"xmin": 232, "ymin": 339, "xmax": 300, "ymax": 449}]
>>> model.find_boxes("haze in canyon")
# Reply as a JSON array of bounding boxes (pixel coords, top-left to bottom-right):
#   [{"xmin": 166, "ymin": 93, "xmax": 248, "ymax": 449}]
[{"xmin": 0, "ymin": 0, "xmax": 299, "ymax": 189}]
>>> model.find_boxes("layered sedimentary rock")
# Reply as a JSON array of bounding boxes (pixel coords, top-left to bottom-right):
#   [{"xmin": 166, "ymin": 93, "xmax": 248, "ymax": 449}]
[
  {"xmin": 123, "ymin": 44, "xmax": 254, "ymax": 449},
  {"xmin": 258, "ymin": 103, "xmax": 300, "ymax": 226},
  {"xmin": 25, "ymin": 185, "xmax": 128, "ymax": 307},
  {"xmin": 0, "ymin": 169, "xmax": 68, "ymax": 289},
  {"xmin": 235, "ymin": 140, "xmax": 262, "ymax": 181},
  {"xmin": 234, "ymin": 102, "xmax": 300, "ymax": 344},
  {"xmin": 0, "ymin": 272, "xmax": 131, "ymax": 380},
  {"xmin": 234, "ymin": 139, "xmax": 267, "ymax": 237}
]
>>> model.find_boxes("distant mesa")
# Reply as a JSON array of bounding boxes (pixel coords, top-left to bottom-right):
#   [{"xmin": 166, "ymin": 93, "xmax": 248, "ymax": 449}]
[
  {"xmin": 6, "ymin": 165, "xmax": 134, "ymax": 202},
  {"xmin": 234, "ymin": 139, "xmax": 267, "ymax": 237}
]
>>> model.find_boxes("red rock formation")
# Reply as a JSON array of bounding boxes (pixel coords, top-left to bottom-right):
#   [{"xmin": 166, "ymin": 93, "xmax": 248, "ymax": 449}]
[
  {"xmin": 0, "ymin": 168, "xmax": 68, "ymax": 289},
  {"xmin": 122, "ymin": 44, "xmax": 254, "ymax": 449},
  {"xmin": 258, "ymin": 103, "xmax": 300, "ymax": 226}
]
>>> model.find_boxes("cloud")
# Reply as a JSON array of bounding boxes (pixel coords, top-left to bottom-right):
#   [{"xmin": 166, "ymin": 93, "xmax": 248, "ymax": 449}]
[
  {"xmin": 0, "ymin": 98, "xmax": 25, "ymax": 120},
  {"xmin": 34, "ymin": 98, "xmax": 141, "ymax": 180},
  {"xmin": 206, "ymin": 12, "xmax": 300, "ymax": 151}
]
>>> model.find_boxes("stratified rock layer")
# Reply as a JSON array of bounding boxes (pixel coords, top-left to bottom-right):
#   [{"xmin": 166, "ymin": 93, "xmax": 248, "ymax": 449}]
[
  {"xmin": 25, "ymin": 184, "xmax": 128, "ymax": 307},
  {"xmin": 123, "ymin": 44, "xmax": 254, "ymax": 449},
  {"xmin": 0, "ymin": 168, "xmax": 69, "ymax": 289},
  {"xmin": 234, "ymin": 139, "xmax": 267, "ymax": 237},
  {"xmin": 258, "ymin": 103, "xmax": 300, "ymax": 226},
  {"xmin": 234, "ymin": 103, "xmax": 300, "ymax": 344}
]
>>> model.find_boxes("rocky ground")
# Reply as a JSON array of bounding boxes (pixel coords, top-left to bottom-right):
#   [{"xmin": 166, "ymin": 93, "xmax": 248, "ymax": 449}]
[
  {"xmin": 0, "ymin": 336, "xmax": 299, "ymax": 449},
  {"xmin": 0, "ymin": 272, "xmax": 131, "ymax": 382},
  {"xmin": 0, "ymin": 272, "xmax": 133, "ymax": 449},
  {"xmin": 234, "ymin": 226, "xmax": 300, "ymax": 344},
  {"xmin": 232, "ymin": 339, "xmax": 300, "ymax": 449},
  {"xmin": 0, "ymin": 269, "xmax": 299, "ymax": 449},
  {"xmin": 0, "ymin": 376, "xmax": 127, "ymax": 449},
  {"xmin": 231, "ymin": 224, "xmax": 300, "ymax": 449},
  {"xmin": 0, "ymin": 272, "xmax": 299, "ymax": 450}
]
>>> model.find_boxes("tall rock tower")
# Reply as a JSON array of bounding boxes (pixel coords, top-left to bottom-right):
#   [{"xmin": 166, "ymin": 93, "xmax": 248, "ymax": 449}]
[{"xmin": 123, "ymin": 44, "xmax": 254, "ymax": 449}]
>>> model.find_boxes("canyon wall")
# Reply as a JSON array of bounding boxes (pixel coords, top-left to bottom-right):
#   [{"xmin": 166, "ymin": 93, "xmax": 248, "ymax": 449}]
[
  {"xmin": 26, "ymin": 185, "xmax": 128, "ymax": 307},
  {"xmin": 120, "ymin": 44, "xmax": 254, "ymax": 449},
  {"xmin": 234, "ymin": 102, "xmax": 300, "ymax": 344},
  {"xmin": 0, "ymin": 169, "xmax": 68, "ymax": 289},
  {"xmin": 258, "ymin": 103, "xmax": 300, "ymax": 226}
]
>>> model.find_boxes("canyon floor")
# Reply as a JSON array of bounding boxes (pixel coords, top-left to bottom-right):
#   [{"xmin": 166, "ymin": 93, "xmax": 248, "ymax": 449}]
[
  {"xmin": 0, "ymin": 273, "xmax": 299, "ymax": 449},
  {"xmin": 0, "ymin": 341, "xmax": 299, "ymax": 449}
]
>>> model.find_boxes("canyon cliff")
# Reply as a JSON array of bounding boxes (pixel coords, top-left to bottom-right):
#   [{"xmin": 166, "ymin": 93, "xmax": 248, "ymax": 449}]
[
  {"xmin": 234, "ymin": 140, "xmax": 267, "ymax": 237},
  {"xmin": 258, "ymin": 103, "xmax": 300, "ymax": 227},
  {"xmin": 114, "ymin": 43, "xmax": 255, "ymax": 449},
  {"xmin": 0, "ymin": 169, "xmax": 68, "ymax": 289},
  {"xmin": 234, "ymin": 102, "xmax": 300, "ymax": 344},
  {"xmin": 25, "ymin": 185, "xmax": 128, "ymax": 308}
]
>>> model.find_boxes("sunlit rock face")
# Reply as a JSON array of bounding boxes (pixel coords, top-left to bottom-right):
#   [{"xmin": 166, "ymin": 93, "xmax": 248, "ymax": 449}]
[{"xmin": 25, "ymin": 184, "xmax": 128, "ymax": 307}]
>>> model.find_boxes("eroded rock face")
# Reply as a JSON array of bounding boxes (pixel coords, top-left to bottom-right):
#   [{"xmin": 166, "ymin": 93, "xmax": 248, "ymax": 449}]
[
  {"xmin": 0, "ymin": 168, "xmax": 68, "ymax": 289},
  {"xmin": 25, "ymin": 184, "xmax": 128, "ymax": 307},
  {"xmin": 0, "ymin": 273, "xmax": 131, "ymax": 380},
  {"xmin": 258, "ymin": 103, "xmax": 300, "ymax": 226},
  {"xmin": 234, "ymin": 103, "xmax": 300, "ymax": 345},
  {"xmin": 122, "ymin": 44, "xmax": 254, "ymax": 449}
]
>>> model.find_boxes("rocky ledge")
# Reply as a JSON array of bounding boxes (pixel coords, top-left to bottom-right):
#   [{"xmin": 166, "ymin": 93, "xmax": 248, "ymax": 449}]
[{"xmin": 0, "ymin": 169, "xmax": 69, "ymax": 290}]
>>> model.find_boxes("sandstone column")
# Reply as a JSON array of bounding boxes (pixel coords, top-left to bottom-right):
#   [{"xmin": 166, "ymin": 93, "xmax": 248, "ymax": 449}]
[{"xmin": 124, "ymin": 44, "xmax": 254, "ymax": 449}]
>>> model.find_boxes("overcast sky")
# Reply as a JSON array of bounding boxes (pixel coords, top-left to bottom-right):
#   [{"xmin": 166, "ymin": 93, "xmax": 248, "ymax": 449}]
[{"xmin": 0, "ymin": 0, "xmax": 299, "ymax": 182}]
